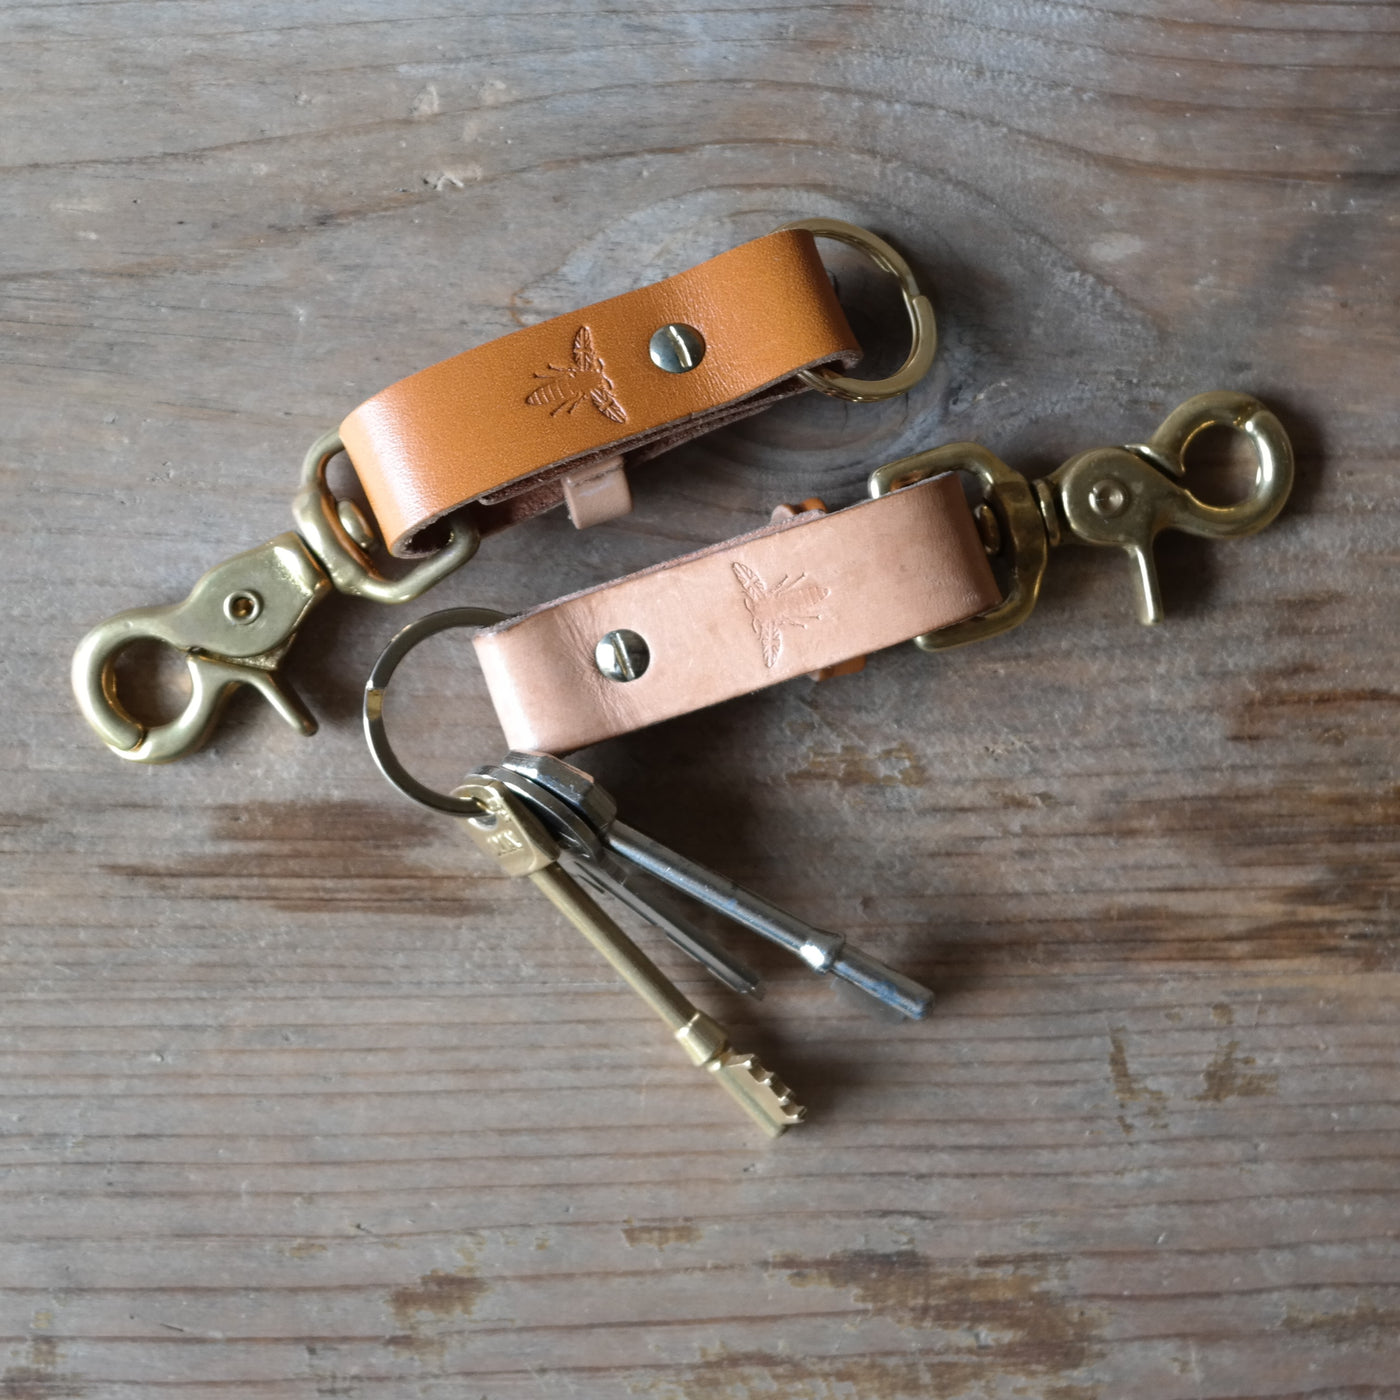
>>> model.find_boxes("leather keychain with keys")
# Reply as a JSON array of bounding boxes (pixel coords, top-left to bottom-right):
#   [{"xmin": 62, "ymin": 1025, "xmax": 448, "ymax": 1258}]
[
  {"xmin": 360, "ymin": 391, "xmax": 1293, "ymax": 1133},
  {"xmin": 363, "ymin": 608, "xmax": 942, "ymax": 1020},
  {"xmin": 71, "ymin": 218, "xmax": 935, "ymax": 763}
]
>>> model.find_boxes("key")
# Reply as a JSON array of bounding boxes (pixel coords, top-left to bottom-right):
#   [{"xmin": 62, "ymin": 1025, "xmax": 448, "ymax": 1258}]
[
  {"xmin": 453, "ymin": 775, "xmax": 805, "ymax": 1137},
  {"xmin": 478, "ymin": 762, "xmax": 762, "ymax": 999},
  {"xmin": 497, "ymin": 753, "xmax": 935, "ymax": 1021},
  {"xmin": 568, "ymin": 860, "xmax": 763, "ymax": 999}
]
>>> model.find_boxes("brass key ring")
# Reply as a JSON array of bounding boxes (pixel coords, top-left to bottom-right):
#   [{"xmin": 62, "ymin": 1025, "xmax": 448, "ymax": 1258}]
[
  {"xmin": 362, "ymin": 606, "xmax": 507, "ymax": 814},
  {"xmin": 777, "ymin": 216, "xmax": 937, "ymax": 402}
]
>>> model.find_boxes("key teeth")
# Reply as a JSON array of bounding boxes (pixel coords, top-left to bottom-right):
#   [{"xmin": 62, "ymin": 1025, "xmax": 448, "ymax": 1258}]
[{"xmin": 711, "ymin": 1050, "xmax": 807, "ymax": 1135}]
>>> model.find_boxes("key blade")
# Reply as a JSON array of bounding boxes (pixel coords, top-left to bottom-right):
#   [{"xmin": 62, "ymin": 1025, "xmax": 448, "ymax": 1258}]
[
  {"xmin": 535, "ymin": 871, "xmax": 805, "ymax": 1138},
  {"xmin": 707, "ymin": 1051, "xmax": 807, "ymax": 1138},
  {"xmin": 571, "ymin": 859, "xmax": 764, "ymax": 999},
  {"xmin": 455, "ymin": 782, "xmax": 806, "ymax": 1138},
  {"xmin": 674, "ymin": 1011, "xmax": 805, "ymax": 1138},
  {"xmin": 607, "ymin": 821, "xmax": 841, "ymax": 965},
  {"xmin": 527, "ymin": 865, "xmax": 697, "ymax": 1030},
  {"xmin": 831, "ymin": 945, "xmax": 934, "ymax": 1021},
  {"xmin": 487, "ymin": 765, "xmax": 764, "ymax": 999},
  {"xmin": 831, "ymin": 975, "xmax": 922, "ymax": 1025},
  {"xmin": 499, "ymin": 756, "xmax": 929, "ymax": 1022},
  {"xmin": 608, "ymin": 821, "xmax": 934, "ymax": 1020}
]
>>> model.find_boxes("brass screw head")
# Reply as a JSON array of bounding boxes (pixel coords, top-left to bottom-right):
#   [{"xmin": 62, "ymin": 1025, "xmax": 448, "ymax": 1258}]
[
  {"xmin": 595, "ymin": 629, "xmax": 650, "ymax": 681},
  {"xmin": 649, "ymin": 323, "xmax": 706, "ymax": 374},
  {"xmin": 336, "ymin": 499, "xmax": 377, "ymax": 551}
]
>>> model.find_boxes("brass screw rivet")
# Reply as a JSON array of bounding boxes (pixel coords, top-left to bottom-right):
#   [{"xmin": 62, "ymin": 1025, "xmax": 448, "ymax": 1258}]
[
  {"xmin": 596, "ymin": 629, "xmax": 650, "ymax": 681},
  {"xmin": 223, "ymin": 590, "xmax": 263, "ymax": 625},
  {"xmin": 337, "ymin": 499, "xmax": 376, "ymax": 551},
  {"xmin": 1088, "ymin": 478, "xmax": 1129, "ymax": 518},
  {"xmin": 649, "ymin": 323, "xmax": 705, "ymax": 374},
  {"xmin": 973, "ymin": 502, "xmax": 1002, "ymax": 556}
]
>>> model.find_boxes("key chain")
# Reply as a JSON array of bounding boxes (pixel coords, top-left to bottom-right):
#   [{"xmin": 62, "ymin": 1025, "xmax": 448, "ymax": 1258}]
[
  {"xmin": 360, "ymin": 391, "xmax": 1294, "ymax": 1135},
  {"xmin": 71, "ymin": 218, "xmax": 934, "ymax": 763}
]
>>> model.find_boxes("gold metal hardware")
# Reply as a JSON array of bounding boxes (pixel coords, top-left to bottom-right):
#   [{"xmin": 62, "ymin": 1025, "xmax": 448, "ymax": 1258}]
[
  {"xmin": 362, "ymin": 606, "xmax": 509, "ymax": 812},
  {"xmin": 776, "ymin": 217, "xmax": 937, "ymax": 402},
  {"xmin": 595, "ymin": 628, "xmax": 651, "ymax": 682},
  {"xmin": 870, "ymin": 441, "xmax": 1050, "ymax": 650},
  {"xmin": 290, "ymin": 430, "xmax": 479, "ymax": 604},
  {"xmin": 72, "ymin": 534, "xmax": 330, "ymax": 763},
  {"xmin": 1053, "ymin": 391, "xmax": 1294, "ymax": 624},
  {"xmin": 869, "ymin": 390, "xmax": 1294, "ymax": 648},
  {"xmin": 648, "ymin": 323, "xmax": 706, "ymax": 374},
  {"xmin": 72, "ymin": 431, "xmax": 480, "ymax": 764}
]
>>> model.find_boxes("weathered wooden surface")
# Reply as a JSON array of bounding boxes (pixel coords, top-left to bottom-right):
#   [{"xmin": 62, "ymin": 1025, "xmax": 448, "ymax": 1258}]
[{"xmin": 3, "ymin": 1, "xmax": 1398, "ymax": 1396}]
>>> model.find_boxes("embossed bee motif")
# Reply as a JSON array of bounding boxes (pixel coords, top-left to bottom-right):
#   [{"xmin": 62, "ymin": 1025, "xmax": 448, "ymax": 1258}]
[
  {"xmin": 526, "ymin": 325, "xmax": 628, "ymax": 424},
  {"xmin": 732, "ymin": 562, "xmax": 829, "ymax": 668}
]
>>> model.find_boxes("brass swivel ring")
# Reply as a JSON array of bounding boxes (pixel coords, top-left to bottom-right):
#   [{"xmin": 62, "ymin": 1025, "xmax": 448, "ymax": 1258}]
[
  {"xmin": 777, "ymin": 216, "xmax": 937, "ymax": 402},
  {"xmin": 363, "ymin": 606, "xmax": 506, "ymax": 814}
]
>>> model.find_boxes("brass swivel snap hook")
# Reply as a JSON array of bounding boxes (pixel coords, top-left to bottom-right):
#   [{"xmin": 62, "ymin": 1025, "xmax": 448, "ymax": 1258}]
[
  {"xmin": 71, "ymin": 431, "xmax": 480, "ymax": 764},
  {"xmin": 1045, "ymin": 390, "xmax": 1294, "ymax": 624},
  {"xmin": 869, "ymin": 390, "xmax": 1294, "ymax": 649}
]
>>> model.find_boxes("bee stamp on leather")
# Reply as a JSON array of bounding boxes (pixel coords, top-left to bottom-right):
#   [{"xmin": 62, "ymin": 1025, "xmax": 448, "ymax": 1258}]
[
  {"xmin": 732, "ymin": 562, "xmax": 829, "ymax": 668},
  {"xmin": 526, "ymin": 326, "xmax": 628, "ymax": 424}
]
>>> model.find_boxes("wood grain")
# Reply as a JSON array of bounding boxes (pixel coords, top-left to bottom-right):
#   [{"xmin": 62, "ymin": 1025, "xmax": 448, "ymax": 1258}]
[{"xmin": 2, "ymin": 1, "xmax": 1397, "ymax": 1396}]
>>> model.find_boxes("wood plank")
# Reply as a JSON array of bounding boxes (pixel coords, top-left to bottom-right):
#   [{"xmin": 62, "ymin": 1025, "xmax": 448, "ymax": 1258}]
[{"xmin": 2, "ymin": 0, "xmax": 1397, "ymax": 1395}]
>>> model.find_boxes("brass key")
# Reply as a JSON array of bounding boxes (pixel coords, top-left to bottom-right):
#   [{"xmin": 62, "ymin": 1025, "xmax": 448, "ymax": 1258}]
[{"xmin": 453, "ymin": 776, "xmax": 805, "ymax": 1137}]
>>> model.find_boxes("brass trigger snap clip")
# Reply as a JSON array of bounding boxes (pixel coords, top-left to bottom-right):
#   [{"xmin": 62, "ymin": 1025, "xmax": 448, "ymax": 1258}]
[
  {"xmin": 71, "ymin": 432, "xmax": 479, "ymax": 764},
  {"xmin": 869, "ymin": 390, "xmax": 1294, "ymax": 647}
]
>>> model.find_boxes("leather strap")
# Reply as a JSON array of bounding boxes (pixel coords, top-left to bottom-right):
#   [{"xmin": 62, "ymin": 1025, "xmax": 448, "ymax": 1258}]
[
  {"xmin": 560, "ymin": 456, "xmax": 630, "ymax": 529},
  {"xmin": 473, "ymin": 474, "xmax": 1002, "ymax": 753},
  {"xmin": 340, "ymin": 230, "xmax": 860, "ymax": 554}
]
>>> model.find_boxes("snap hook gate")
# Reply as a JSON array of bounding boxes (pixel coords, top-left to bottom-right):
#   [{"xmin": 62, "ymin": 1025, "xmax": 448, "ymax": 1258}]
[{"xmin": 71, "ymin": 433, "xmax": 479, "ymax": 764}]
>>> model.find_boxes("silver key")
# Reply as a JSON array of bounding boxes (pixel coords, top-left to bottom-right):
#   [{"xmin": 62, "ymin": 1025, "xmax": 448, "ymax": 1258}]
[
  {"xmin": 569, "ymin": 860, "xmax": 763, "ymax": 999},
  {"xmin": 499, "ymin": 753, "xmax": 935, "ymax": 1021}
]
